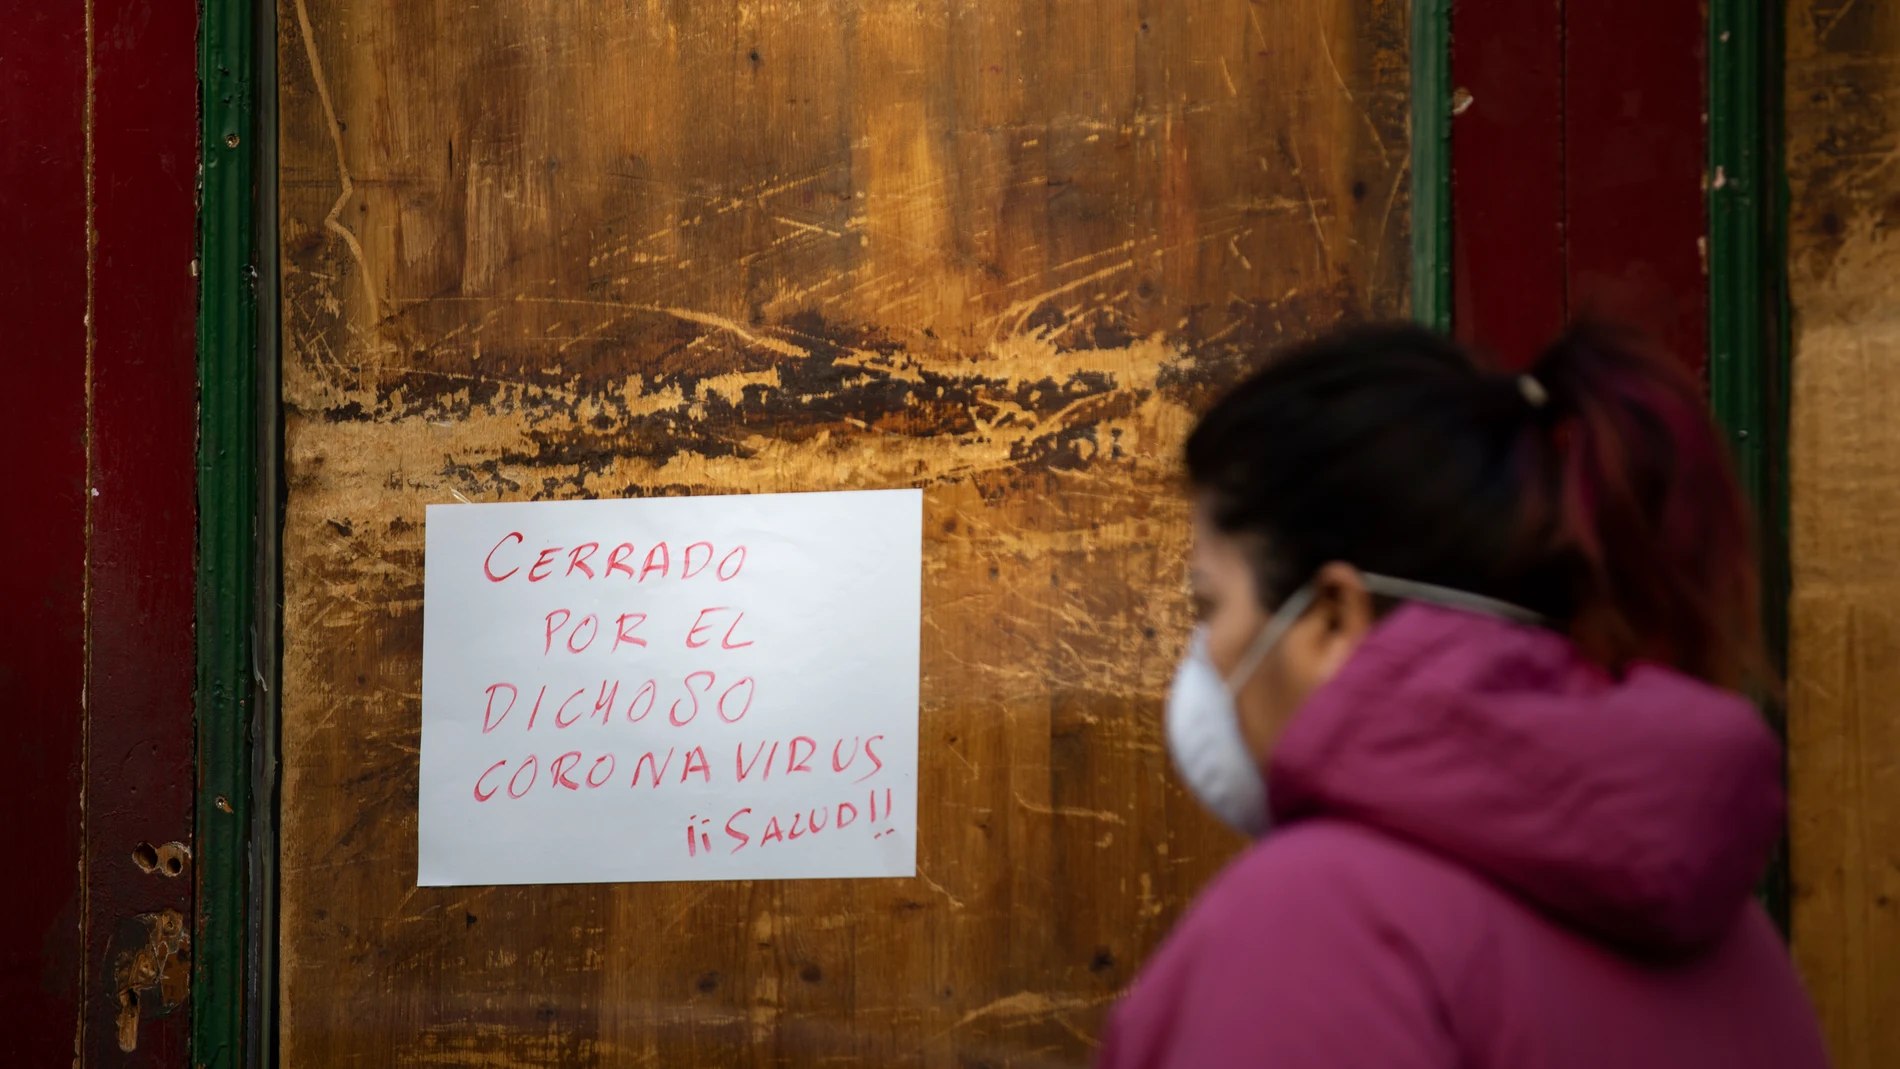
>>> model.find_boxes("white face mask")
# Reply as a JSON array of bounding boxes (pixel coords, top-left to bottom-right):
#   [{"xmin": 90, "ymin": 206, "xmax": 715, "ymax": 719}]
[{"xmin": 1164, "ymin": 572, "xmax": 1543, "ymax": 837}]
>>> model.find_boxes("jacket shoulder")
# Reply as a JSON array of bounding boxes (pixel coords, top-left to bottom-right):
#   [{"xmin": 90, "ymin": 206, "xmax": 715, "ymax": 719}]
[
  {"xmin": 1193, "ymin": 818, "xmax": 1489, "ymax": 927},
  {"xmin": 1102, "ymin": 820, "xmax": 1467, "ymax": 1069}
]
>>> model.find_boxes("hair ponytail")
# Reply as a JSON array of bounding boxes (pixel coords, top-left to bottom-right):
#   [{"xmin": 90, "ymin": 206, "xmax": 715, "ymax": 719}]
[
  {"xmin": 1185, "ymin": 321, "xmax": 1766, "ymax": 690},
  {"xmin": 1521, "ymin": 323, "xmax": 1764, "ymax": 689}
]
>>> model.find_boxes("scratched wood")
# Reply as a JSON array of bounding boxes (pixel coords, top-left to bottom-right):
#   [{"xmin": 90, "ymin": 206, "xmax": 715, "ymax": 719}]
[
  {"xmin": 276, "ymin": 0, "xmax": 1409, "ymax": 1062},
  {"xmin": 1787, "ymin": 3, "xmax": 1900, "ymax": 1067}
]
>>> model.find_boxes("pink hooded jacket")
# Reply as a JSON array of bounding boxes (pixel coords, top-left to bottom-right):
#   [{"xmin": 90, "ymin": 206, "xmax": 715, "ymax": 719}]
[{"xmin": 1100, "ymin": 605, "xmax": 1828, "ymax": 1069}]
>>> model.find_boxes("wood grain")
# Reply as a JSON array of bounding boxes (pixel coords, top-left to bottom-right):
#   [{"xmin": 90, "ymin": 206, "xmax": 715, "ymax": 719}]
[
  {"xmin": 1787, "ymin": 2, "xmax": 1900, "ymax": 1066},
  {"xmin": 276, "ymin": 0, "xmax": 1408, "ymax": 1062}
]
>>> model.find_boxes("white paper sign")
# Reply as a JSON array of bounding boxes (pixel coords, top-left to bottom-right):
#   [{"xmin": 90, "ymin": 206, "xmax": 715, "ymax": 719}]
[{"xmin": 418, "ymin": 489, "xmax": 921, "ymax": 886}]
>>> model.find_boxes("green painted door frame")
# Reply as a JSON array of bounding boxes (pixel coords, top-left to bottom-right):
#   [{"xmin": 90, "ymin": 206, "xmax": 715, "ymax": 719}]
[
  {"xmin": 1410, "ymin": 0, "xmax": 1454, "ymax": 334},
  {"xmin": 1708, "ymin": 0, "xmax": 1793, "ymax": 932},
  {"xmin": 195, "ymin": 0, "xmax": 265, "ymax": 1061}
]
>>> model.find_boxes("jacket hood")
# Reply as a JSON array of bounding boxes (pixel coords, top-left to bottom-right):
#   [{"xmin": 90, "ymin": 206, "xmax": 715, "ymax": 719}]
[{"xmin": 1266, "ymin": 603, "xmax": 1785, "ymax": 953}]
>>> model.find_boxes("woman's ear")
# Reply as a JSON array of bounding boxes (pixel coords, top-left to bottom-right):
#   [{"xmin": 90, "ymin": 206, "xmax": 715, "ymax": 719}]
[{"xmin": 1310, "ymin": 561, "xmax": 1376, "ymax": 675}]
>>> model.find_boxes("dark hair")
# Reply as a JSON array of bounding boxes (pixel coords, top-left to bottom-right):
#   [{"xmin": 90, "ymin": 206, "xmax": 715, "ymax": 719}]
[{"xmin": 1185, "ymin": 321, "xmax": 1764, "ymax": 690}]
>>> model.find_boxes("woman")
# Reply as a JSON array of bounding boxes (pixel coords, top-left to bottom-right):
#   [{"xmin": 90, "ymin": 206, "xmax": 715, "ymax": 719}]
[{"xmin": 1100, "ymin": 324, "xmax": 1828, "ymax": 1068}]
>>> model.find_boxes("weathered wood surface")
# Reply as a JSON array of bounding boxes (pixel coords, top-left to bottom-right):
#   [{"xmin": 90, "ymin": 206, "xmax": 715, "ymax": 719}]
[
  {"xmin": 1787, "ymin": 3, "xmax": 1900, "ymax": 1067},
  {"xmin": 276, "ymin": 0, "xmax": 1408, "ymax": 1062}
]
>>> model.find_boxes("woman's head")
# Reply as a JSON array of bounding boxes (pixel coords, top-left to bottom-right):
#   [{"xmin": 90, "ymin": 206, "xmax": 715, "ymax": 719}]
[{"xmin": 1182, "ymin": 321, "xmax": 1764, "ymax": 761}]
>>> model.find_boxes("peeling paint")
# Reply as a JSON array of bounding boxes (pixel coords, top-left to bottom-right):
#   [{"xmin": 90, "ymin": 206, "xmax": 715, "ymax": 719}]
[{"xmin": 109, "ymin": 909, "xmax": 189, "ymax": 1052}]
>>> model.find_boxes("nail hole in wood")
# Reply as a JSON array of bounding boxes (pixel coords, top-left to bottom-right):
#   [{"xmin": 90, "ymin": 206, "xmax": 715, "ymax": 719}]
[{"xmin": 155, "ymin": 842, "xmax": 191, "ymax": 877}]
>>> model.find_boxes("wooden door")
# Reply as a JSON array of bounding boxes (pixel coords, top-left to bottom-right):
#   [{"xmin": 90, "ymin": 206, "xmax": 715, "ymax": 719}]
[
  {"xmin": 276, "ymin": 0, "xmax": 1408, "ymax": 1061},
  {"xmin": 3, "ymin": 0, "xmax": 199, "ymax": 1063}
]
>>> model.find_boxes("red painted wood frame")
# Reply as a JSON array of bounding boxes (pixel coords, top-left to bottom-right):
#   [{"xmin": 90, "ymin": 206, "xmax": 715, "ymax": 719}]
[
  {"xmin": 1451, "ymin": 0, "xmax": 1708, "ymax": 376},
  {"xmin": 1, "ymin": 0, "xmax": 199, "ymax": 1064}
]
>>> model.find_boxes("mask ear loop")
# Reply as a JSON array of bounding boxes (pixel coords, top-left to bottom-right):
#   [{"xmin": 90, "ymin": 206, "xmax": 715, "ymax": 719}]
[
  {"xmin": 1218, "ymin": 572, "xmax": 1546, "ymax": 697},
  {"xmin": 1220, "ymin": 582, "xmax": 1319, "ymax": 695},
  {"xmin": 1360, "ymin": 573, "xmax": 1548, "ymax": 627}
]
